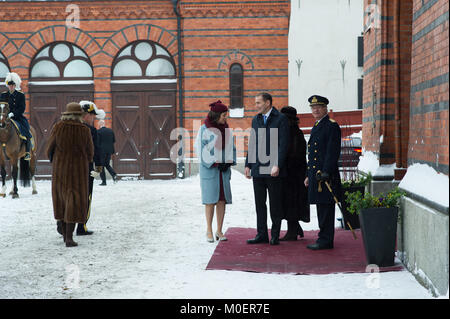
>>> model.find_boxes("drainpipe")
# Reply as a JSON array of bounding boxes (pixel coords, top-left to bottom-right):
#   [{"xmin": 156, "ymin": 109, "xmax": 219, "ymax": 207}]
[
  {"xmin": 172, "ymin": 0, "xmax": 185, "ymax": 178},
  {"xmin": 394, "ymin": 0, "xmax": 403, "ymax": 179}
]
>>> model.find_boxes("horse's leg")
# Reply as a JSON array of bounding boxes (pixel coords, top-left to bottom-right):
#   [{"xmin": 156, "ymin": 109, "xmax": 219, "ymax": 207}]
[
  {"xmin": 0, "ymin": 165, "xmax": 6, "ymax": 198},
  {"xmin": 8, "ymin": 163, "xmax": 14, "ymax": 195},
  {"xmin": 30, "ymin": 154, "xmax": 37, "ymax": 195},
  {"xmin": 11, "ymin": 161, "xmax": 19, "ymax": 199}
]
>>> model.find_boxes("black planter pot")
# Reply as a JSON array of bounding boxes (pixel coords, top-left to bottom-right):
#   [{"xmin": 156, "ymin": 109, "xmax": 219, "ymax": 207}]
[
  {"xmin": 342, "ymin": 186, "xmax": 365, "ymax": 230},
  {"xmin": 358, "ymin": 207, "xmax": 399, "ymax": 267}
]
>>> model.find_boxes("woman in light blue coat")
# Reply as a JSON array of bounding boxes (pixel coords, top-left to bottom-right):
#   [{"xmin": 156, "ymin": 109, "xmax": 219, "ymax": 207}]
[{"xmin": 196, "ymin": 101, "xmax": 236, "ymax": 243}]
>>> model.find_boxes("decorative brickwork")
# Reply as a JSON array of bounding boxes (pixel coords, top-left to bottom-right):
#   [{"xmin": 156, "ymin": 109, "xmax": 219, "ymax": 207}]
[
  {"xmin": 0, "ymin": 0, "xmax": 291, "ymax": 166},
  {"xmin": 363, "ymin": 0, "xmax": 448, "ymax": 176}
]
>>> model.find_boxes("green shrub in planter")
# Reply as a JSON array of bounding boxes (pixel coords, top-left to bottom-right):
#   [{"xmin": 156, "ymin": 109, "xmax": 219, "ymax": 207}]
[
  {"xmin": 345, "ymin": 186, "xmax": 405, "ymax": 215},
  {"xmin": 345, "ymin": 187, "xmax": 406, "ymax": 267},
  {"xmin": 340, "ymin": 173, "xmax": 372, "ymax": 230}
]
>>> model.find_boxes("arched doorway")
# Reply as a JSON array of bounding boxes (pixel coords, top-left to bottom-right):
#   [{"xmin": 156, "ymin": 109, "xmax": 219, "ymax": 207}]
[
  {"xmin": 0, "ymin": 51, "xmax": 10, "ymax": 82},
  {"xmin": 111, "ymin": 40, "xmax": 177, "ymax": 179},
  {"xmin": 28, "ymin": 42, "xmax": 94, "ymax": 177}
]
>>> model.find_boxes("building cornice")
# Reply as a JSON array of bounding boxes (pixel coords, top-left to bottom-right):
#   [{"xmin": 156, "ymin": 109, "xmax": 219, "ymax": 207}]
[
  {"xmin": 0, "ymin": 1, "xmax": 290, "ymax": 21},
  {"xmin": 0, "ymin": 1, "xmax": 175, "ymax": 21}
]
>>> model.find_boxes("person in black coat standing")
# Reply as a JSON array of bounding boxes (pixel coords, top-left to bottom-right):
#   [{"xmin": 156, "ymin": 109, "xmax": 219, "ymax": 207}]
[
  {"xmin": 245, "ymin": 92, "xmax": 290, "ymax": 245},
  {"xmin": 97, "ymin": 120, "xmax": 117, "ymax": 185},
  {"xmin": 304, "ymin": 95, "xmax": 342, "ymax": 250},
  {"xmin": 279, "ymin": 106, "xmax": 310, "ymax": 241},
  {"xmin": 78, "ymin": 101, "xmax": 104, "ymax": 235}
]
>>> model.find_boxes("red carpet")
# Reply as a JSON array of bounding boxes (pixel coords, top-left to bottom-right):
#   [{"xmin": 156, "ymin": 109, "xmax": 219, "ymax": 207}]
[{"xmin": 206, "ymin": 227, "xmax": 404, "ymax": 275}]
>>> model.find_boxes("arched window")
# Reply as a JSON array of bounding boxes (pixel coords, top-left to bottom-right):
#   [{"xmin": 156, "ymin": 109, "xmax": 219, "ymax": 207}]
[
  {"xmin": 229, "ymin": 63, "xmax": 243, "ymax": 109},
  {"xmin": 112, "ymin": 41, "xmax": 176, "ymax": 79},
  {"xmin": 30, "ymin": 42, "xmax": 93, "ymax": 80},
  {"xmin": 0, "ymin": 51, "xmax": 10, "ymax": 82}
]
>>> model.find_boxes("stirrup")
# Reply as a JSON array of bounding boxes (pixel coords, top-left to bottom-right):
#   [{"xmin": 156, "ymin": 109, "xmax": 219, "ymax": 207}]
[{"xmin": 24, "ymin": 152, "xmax": 31, "ymax": 161}]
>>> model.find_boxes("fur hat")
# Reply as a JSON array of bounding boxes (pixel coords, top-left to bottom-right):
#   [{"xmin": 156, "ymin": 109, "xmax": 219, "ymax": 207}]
[
  {"xmin": 79, "ymin": 100, "xmax": 105, "ymax": 119},
  {"xmin": 62, "ymin": 102, "xmax": 83, "ymax": 115},
  {"xmin": 281, "ymin": 106, "xmax": 299, "ymax": 124},
  {"xmin": 5, "ymin": 72, "xmax": 21, "ymax": 90},
  {"xmin": 209, "ymin": 100, "xmax": 228, "ymax": 113}
]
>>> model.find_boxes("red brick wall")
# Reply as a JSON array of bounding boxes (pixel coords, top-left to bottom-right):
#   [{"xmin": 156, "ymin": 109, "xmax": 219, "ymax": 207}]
[
  {"xmin": 0, "ymin": 0, "xmax": 290, "ymax": 159},
  {"xmin": 409, "ymin": 0, "xmax": 449, "ymax": 174},
  {"xmin": 363, "ymin": 0, "xmax": 448, "ymax": 176},
  {"xmin": 0, "ymin": 0, "xmax": 179, "ymax": 129},
  {"xmin": 181, "ymin": 0, "xmax": 290, "ymax": 157},
  {"xmin": 362, "ymin": 0, "xmax": 413, "ymax": 171}
]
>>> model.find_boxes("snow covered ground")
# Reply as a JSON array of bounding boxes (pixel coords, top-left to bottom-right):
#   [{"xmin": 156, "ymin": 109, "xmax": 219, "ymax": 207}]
[{"xmin": 0, "ymin": 170, "xmax": 436, "ymax": 299}]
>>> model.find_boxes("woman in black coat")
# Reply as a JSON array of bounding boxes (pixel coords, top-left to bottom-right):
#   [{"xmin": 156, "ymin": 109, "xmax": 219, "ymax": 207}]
[{"xmin": 280, "ymin": 106, "xmax": 310, "ymax": 240}]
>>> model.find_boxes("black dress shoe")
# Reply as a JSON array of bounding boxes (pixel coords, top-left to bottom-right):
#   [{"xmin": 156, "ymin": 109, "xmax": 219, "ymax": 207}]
[
  {"xmin": 247, "ymin": 235, "xmax": 269, "ymax": 244},
  {"xmin": 270, "ymin": 237, "xmax": 280, "ymax": 245},
  {"xmin": 76, "ymin": 229, "xmax": 94, "ymax": 236},
  {"xmin": 99, "ymin": 182, "xmax": 107, "ymax": 186},
  {"xmin": 280, "ymin": 231, "xmax": 297, "ymax": 241},
  {"xmin": 307, "ymin": 243, "xmax": 333, "ymax": 250}
]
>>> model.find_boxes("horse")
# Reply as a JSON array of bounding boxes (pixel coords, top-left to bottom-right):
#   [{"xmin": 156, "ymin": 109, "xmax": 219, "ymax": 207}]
[{"xmin": 0, "ymin": 101, "xmax": 38, "ymax": 198}]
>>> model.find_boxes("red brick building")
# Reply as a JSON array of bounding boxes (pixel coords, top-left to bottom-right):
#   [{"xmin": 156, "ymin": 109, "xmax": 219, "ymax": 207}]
[
  {"xmin": 362, "ymin": 0, "xmax": 449, "ymax": 177},
  {"xmin": 0, "ymin": 0, "xmax": 290, "ymax": 179}
]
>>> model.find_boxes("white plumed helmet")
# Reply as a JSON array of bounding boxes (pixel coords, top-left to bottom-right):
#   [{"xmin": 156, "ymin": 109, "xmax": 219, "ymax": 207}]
[
  {"xmin": 5, "ymin": 72, "xmax": 21, "ymax": 90},
  {"xmin": 79, "ymin": 100, "xmax": 106, "ymax": 120}
]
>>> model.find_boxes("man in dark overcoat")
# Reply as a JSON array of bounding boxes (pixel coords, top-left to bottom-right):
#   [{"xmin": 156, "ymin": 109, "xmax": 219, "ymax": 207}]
[
  {"xmin": 304, "ymin": 95, "xmax": 342, "ymax": 250},
  {"xmin": 0, "ymin": 72, "xmax": 32, "ymax": 160},
  {"xmin": 78, "ymin": 101, "xmax": 104, "ymax": 235},
  {"xmin": 245, "ymin": 92, "xmax": 290, "ymax": 245},
  {"xmin": 97, "ymin": 119, "xmax": 117, "ymax": 185}
]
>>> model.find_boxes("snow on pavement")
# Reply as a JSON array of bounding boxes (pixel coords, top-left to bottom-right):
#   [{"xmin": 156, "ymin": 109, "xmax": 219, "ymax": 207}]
[{"xmin": 0, "ymin": 170, "xmax": 435, "ymax": 299}]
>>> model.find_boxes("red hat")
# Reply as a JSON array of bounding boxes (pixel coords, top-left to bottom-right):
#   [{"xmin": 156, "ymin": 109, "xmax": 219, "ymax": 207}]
[{"xmin": 209, "ymin": 100, "xmax": 228, "ymax": 113}]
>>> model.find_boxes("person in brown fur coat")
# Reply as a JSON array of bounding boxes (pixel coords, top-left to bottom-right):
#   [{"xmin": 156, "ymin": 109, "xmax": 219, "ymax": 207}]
[{"xmin": 46, "ymin": 102, "xmax": 94, "ymax": 247}]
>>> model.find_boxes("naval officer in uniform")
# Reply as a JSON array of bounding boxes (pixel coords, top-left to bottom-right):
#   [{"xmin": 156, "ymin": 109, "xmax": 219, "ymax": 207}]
[{"xmin": 304, "ymin": 95, "xmax": 342, "ymax": 250}]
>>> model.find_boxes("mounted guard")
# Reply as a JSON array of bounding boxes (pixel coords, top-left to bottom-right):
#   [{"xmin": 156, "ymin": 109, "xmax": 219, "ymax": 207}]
[{"xmin": 0, "ymin": 72, "xmax": 32, "ymax": 161}]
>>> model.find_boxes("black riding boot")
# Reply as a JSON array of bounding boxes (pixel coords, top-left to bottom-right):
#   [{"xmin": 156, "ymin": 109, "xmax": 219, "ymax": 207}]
[{"xmin": 24, "ymin": 138, "xmax": 31, "ymax": 160}]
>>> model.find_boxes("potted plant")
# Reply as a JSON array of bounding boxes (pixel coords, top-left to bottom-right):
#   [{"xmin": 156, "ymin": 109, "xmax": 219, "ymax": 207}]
[
  {"xmin": 345, "ymin": 187, "xmax": 406, "ymax": 267},
  {"xmin": 340, "ymin": 172, "xmax": 372, "ymax": 230}
]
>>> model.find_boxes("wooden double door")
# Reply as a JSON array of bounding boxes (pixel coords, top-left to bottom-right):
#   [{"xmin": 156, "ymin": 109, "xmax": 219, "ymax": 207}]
[
  {"xmin": 112, "ymin": 83, "xmax": 176, "ymax": 179},
  {"xmin": 29, "ymin": 84, "xmax": 93, "ymax": 178}
]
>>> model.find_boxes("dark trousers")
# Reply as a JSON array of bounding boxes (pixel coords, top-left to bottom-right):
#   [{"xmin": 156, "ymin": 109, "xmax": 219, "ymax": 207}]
[
  {"xmin": 316, "ymin": 203, "xmax": 336, "ymax": 246},
  {"xmin": 77, "ymin": 168, "xmax": 94, "ymax": 232},
  {"xmin": 100, "ymin": 153, "xmax": 116, "ymax": 184},
  {"xmin": 252, "ymin": 177, "xmax": 283, "ymax": 239}
]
